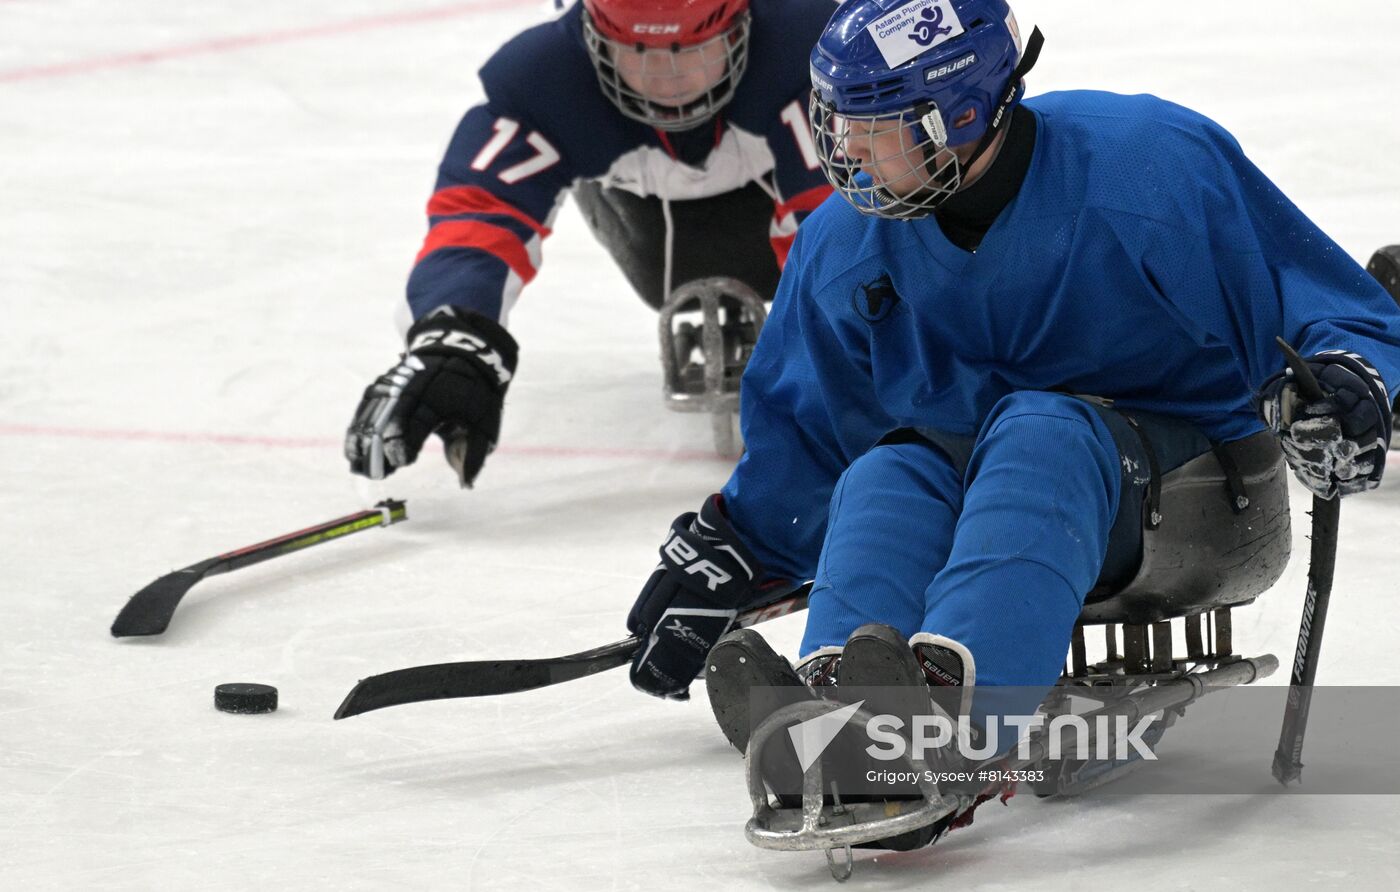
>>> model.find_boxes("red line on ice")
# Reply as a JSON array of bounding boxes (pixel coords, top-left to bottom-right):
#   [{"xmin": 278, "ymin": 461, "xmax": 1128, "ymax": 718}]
[
  {"xmin": 0, "ymin": 0, "xmax": 534, "ymax": 84},
  {"xmin": 7, "ymin": 421, "xmax": 1399, "ymax": 468},
  {"xmin": 0, "ymin": 422, "xmax": 727, "ymax": 464}
]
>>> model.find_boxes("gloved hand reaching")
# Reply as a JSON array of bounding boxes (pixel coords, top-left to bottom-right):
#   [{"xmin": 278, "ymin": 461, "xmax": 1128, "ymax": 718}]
[{"xmin": 345, "ymin": 307, "xmax": 518, "ymax": 487}]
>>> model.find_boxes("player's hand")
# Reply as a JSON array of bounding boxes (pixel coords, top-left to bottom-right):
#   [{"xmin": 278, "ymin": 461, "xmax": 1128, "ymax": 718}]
[
  {"xmin": 628, "ymin": 495, "xmax": 762, "ymax": 700},
  {"xmin": 345, "ymin": 307, "xmax": 518, "ymax": 487},
  {"xmin": 1259, "ymin": 350, "xmax": 1391, "ymax": 499}
]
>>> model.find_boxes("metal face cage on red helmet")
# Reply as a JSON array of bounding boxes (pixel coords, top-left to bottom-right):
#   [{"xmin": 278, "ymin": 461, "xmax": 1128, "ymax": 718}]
[
  {"xmin": 582, "ymin": 0, "xmax": 752, "ymax": 131},
  {"xmin": 807, "ymin": 0, "xmax": 1041, "ymax": 219}
]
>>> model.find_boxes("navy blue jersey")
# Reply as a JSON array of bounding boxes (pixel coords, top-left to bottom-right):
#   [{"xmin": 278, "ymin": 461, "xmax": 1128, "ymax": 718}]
[
  {"xmin": 406, "ymin": 0, "xmax": 836, "ymax": 325},
  {"xmin": 722, "ymin": 90, "xmax": 1400, "ymax": 582}
]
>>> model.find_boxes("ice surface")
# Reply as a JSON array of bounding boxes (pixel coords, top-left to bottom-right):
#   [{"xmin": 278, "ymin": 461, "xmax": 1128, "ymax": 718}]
[{"xmin": 3, "ymin": 0, "xmax": 1399, "ymax": 888}]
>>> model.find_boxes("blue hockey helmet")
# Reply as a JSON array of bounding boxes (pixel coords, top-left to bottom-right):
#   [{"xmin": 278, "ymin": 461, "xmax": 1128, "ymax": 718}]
[{"xmin": 809, "ymin": 0, "xmax": 1042, "ymax": 218}]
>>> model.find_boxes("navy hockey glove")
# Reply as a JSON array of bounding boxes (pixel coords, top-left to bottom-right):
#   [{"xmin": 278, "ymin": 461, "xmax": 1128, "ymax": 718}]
[
  {"xmin": 628, "ymin": 495, "xmax": 762, "ymax": 700},
  {"xmin": 1259, "ymin": 350, "xmax": 1391, "ymax": 499},
  {"xmin": 345, "ymin": 307, "xmax": 518, "ymax": 487}
]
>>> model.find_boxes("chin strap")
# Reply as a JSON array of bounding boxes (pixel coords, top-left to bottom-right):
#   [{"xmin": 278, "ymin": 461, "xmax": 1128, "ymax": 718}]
[
  {"xmin": 908, "ymin": 26, "xmax": 1045, "ymax": 213},
  {"xmin": 957, "ymin": 26, "xmax": 1044, "ymax": 176}
]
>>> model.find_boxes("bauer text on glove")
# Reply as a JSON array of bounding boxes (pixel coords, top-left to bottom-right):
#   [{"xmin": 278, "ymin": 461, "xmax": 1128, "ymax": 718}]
[{"xmin": 627, "ymin": 495, "xmax": 765, "ymax": 700}]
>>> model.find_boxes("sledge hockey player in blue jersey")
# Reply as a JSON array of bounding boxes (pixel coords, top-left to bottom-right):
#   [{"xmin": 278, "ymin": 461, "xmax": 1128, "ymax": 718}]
[
  {"xmin": 345, "ymin": 0, "xmax": 836, "ymax": 478},
  {"xmin": 622, "ymin": 0, "xmax": 1400, "ymax": 862}
]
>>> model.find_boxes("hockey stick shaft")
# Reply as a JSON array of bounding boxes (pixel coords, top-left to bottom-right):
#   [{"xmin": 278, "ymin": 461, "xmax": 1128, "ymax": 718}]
[
  {"xmin": 1271, "ymin": 338, "xmax": 1340, "ymax": 785},
  {"xmin": 333, "ymin": 586, "xmax": 811, "ymax": 719},
  {"xmin": 111, "ymin": 499, "xmax": 408, "ymax": 638}
]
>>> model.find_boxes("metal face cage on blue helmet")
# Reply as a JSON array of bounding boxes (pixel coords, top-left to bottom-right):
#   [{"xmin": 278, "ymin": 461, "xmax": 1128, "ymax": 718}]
[{"xmin": 808, "ymin": 0, "xmax": 1042, "ymax": 219}]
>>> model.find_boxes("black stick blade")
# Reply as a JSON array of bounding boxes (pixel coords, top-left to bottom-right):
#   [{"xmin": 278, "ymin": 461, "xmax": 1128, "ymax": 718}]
[
  {"xmin": 334, "ymin": 640, "xmax": 638, "ymax": 719},
  {"xmin": 332, "ymin": 590, "xmax": 811, "ymax": 719},
  {"xmin": 110, "ymin": 570, "xmax": 207, "ymax": 637}
]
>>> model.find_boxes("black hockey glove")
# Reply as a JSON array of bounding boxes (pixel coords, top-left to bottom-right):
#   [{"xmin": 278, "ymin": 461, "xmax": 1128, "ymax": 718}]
[
  {"xmin": 345, "ymin": 307, "xmax": 518, "ymax": 487},
  {"xmin": 1259, "ymin": 349, "xmax": 1391, "ymax": 499},
  {"xmin": 628, "ymin": 495, "xmax": 762, "ymax": 701}
]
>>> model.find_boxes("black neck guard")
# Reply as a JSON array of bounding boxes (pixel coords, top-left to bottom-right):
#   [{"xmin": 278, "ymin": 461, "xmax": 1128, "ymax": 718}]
[{"xmin": 934, "ymin": 104, "xmax": 1037, "ymax": 252}]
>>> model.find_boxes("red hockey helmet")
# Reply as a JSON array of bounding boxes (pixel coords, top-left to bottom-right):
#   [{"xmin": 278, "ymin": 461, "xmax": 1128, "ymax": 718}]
[
  {"xmin": 583, "ymin": 0, "xmax": 750, "ymax": 48},
  {"xmin": 581, "ymin": 0, "xmax": 752, "ymax": 130}
]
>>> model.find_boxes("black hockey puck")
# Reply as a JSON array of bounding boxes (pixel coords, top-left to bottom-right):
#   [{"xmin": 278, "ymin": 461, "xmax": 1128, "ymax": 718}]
[{"xmin": 214, "ymin": 683, "xmax": 278, "ymax": 714}]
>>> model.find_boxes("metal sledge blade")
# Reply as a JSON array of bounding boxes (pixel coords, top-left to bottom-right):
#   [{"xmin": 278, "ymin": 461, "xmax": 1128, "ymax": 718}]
[
  {"xmin": 334, "ymin": 641, "xmax": 638, "ymax": 719},
  {"xmin": 110, "ymin": 562, "xmax": 216, "ymax": 637},
  {"xmin": 658, "ymin": 277, "xmax": 766, "ymax": 456}
]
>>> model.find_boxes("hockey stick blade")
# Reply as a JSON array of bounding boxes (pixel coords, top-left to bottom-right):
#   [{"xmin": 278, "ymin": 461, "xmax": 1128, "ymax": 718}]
[
  {"xmin": 334, "ymin": 588, "xmax": 810, "ymax": 719},
  {"xmin": 110, "ymin": 499, "xmax": 408, "ymax": 638},
  {"xmin": 333, "ymin": 640, "xmax": 639, "ymax": 719},
  {"xmin": 110, "ymin": 561, "xmax": 220, "ymax": 637}
]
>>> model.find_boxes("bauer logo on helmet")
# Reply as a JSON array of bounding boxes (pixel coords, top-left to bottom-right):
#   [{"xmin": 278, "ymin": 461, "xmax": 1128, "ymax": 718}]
[{"xmin": 924, "ymin": 51, "xmax": 977, "ymax": 83}]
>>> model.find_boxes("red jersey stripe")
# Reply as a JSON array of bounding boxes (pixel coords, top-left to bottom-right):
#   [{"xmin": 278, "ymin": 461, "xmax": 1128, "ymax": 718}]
[
  {"xmin": 773, "ymin": 184, "xmax": 833, "ymax": 222},
  {"xmin": 771, "ymin": 232, "xmax": 797, "ymax": 269},
  {"xmin": 416, "ymin": 220, "xmax": 538, "ymax": 283},
  {"xmin": 427, "ymin": 186, "xmax": 551, "ymax": 238}
]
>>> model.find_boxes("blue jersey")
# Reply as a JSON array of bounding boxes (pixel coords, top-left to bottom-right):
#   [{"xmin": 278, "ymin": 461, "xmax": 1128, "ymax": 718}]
[
  {"xmin": 723, "ymin": 90, "xmax": 1400, "ymax": 582},
  {"xmin": 405, "ymin": 0, "xmax": 835, "ymax": 325}
]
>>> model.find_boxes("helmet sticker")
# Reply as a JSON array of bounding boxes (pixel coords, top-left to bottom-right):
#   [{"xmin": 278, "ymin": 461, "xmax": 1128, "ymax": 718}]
[{"xmin": 866, "ymin": 0, "xmax": 965, "ymax": 70}]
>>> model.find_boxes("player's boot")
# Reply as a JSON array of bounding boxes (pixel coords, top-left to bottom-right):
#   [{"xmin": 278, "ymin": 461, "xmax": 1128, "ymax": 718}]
[
  {"xmin": 705, "ymin": 629, "xmax": 841, "ymax": 753},
  {"xmin": 706, "ymin": 629, "xmax": 809, "ymax": 754},
  {"xmin": 1366, "ymin": 246, "xmax": 1400, "ymax": 440},
  {"xmin": 838, "ymin": 625, "xmax": 977, "ymax": 745},
  {"xmin": 706, "ymin": 630, "xmax": 847, "ymax": 813},
  {"xmin": 741, "ymin": 626, "xmax": 973, "ymax": 872},
  {"xmin": 837, "ymin": 625, "xmax": 1008, "ymax": 851}
]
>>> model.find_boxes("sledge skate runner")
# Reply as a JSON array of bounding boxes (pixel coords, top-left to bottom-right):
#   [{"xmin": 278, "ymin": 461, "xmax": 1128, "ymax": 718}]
[
  {"xmin": 659, "ymin": 277, "xmax": 767, "ymax": 455},
  {"xmin": 726, "ymin": 624, "xmax": 1011, "ymax": 878}
]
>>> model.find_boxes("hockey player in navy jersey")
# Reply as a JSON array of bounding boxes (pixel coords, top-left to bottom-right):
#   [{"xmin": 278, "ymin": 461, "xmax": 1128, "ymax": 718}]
[
  {"xmin": 344, "ymin": 0, "xmax": 836, "ymax": 480},
  {"xmin": 622, "ymin": 0, "xmax": 1400, "ymax": 855}
]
